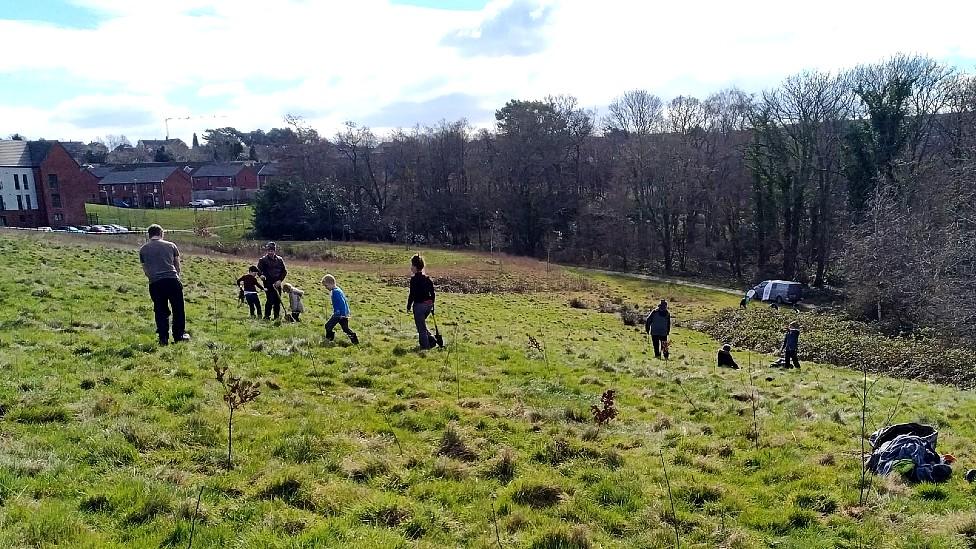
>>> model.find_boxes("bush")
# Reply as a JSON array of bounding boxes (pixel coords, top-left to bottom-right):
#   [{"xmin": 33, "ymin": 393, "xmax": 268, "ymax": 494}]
[
  {"xmin": 530, "ymin": 526, "xmax": 591, "ymax": 549},
  {"xmin": 510, "ymin": 480, "xmax": 564, "ymax": 508},
  {"xmin": 696, "ymin": 307, "xmax": 976, "ymax": 387}
]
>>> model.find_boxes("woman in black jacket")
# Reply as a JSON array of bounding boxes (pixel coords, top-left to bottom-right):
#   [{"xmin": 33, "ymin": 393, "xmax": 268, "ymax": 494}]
[{"xmin": 406, "ymin": 254, "xmax": 436, "ymax": 349}]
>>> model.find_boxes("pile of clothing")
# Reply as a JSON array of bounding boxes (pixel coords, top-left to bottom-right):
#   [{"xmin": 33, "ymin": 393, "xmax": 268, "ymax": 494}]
[{"xmin": 864, "ymin": 422, "xmax": 953, "ymax": 483}]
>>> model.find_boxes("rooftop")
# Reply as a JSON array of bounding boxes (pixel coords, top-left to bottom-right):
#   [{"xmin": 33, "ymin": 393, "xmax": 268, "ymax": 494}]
[
  {"xmin": 192, "ymin": 163, "xmax": 248, "ymax": 177},
  {"xmin": 98, "ymin": 166, "xmax": 182, "ymax": 185}
]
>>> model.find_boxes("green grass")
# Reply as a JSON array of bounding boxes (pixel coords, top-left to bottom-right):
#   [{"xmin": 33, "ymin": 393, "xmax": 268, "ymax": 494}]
[
  {"xmin": 2, "ymin": 230, "xmax": 976, "ymax": 547},
  {"xmin": 85, "ymin": 204, "xmax": 252, "ymax": 239}
]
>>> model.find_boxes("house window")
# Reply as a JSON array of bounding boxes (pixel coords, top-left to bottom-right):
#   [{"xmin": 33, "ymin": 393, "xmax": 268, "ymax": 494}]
[
  {"xmin": 14, "ymin": 174, "xmax": 20, "ymax": 190},
  {"xmin": 0, "ymin": 196, "xmax": 4, "ymax": 210},
  {"xmin": 0, "ymin": 216, "xmax": 5, "ymax": 226},
  {"xmin": 48, "ymin": 174, "xmax": 58, "ymax": 189},
  {"xmin": 51, "ymin": 194, "xmax": 62, "ymax": 208},
  {"xmin": 16, "ymin": 196, "xmax": 23, "ymax": 210},
  {"xmin": 26, "ymin": 196, "xmax": 31, "ymax": 210},
  {"xmin": 23, "ymin": 179, "xmax": 28, "ymax": 190},
  {"xmin": 53, "ymin": 213, "xmax": 63, "ymax": 223}
]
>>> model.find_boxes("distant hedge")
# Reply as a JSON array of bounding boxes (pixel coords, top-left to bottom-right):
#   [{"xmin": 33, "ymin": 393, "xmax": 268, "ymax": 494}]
[{"xmin": 694, "ymin": 307, "xmax": 976, "ymax": 388}]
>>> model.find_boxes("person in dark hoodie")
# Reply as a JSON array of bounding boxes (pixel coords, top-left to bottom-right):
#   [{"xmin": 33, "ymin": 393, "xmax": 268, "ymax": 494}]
[
  {"xmin": 406, "ymin": 254, "xmax": 436, "ymax": 350},
  {"xmin": 644, "ymin": 300, "xmax": 671, "ymax": 359},
  {"xmin": 717, "ymin": 344, "xmax": 740, "ymax": 369},
  {"xmin": 257, "ymin": 241, "xmax": 287, "ymax": 320},
  {"xmin": 782, "ymin": 321, "xmax": 801, "ymax": 369}
]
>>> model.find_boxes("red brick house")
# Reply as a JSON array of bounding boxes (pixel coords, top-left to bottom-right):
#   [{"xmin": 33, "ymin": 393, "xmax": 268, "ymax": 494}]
[
  {"xmin": 97, "ymin": 166, "xmax": 192, "ymax": 208},
  {"xmin": 0, "ymin": 140, "xmax": 99, "ymax": 228},
  {"xmin": 191, "ymin": 163, "xmax": 258, "ymax": 191}
]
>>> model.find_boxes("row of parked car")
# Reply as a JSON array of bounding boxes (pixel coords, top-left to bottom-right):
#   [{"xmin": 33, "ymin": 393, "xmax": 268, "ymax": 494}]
[{"xmin": 42, "ymin": 224, "xmax": 132, "ymax": 234}]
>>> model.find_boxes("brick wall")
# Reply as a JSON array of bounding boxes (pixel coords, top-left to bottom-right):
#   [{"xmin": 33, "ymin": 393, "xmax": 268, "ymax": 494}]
[
  {"xmin": 35, "ymin": 144, "xmax": 99, "ymax": 226},
  {"xmin": 237, "ymin": 166, "xmax": 259, "ymax": 190},
  {"xmin": 161, "ymin": 170, "xmax": 192, "ymax": 207}
]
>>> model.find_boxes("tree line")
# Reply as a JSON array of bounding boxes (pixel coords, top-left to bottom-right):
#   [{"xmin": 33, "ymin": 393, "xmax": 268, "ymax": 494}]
[{"xmin": 252, "ymin": 55, "xmax": 976, "ymax": 342}]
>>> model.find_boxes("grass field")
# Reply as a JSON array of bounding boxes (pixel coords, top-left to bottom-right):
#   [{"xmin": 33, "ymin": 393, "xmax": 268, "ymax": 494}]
[
  {"xmin": 85, "ymin": 204, "xmax": 252, "ymax": 240},
  {"xmin": 2, "ymin": 231, "xmax": 976, "ymax": 548}
]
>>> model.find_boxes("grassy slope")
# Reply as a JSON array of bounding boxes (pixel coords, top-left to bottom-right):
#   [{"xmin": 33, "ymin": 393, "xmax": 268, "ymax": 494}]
[
  {"xmin": 85, "ymin": 204, "xmax": 252, "ymax": 239},
  {"xmin": 1, "ymin": 232, "xmax": 976, "ymax": 548}
]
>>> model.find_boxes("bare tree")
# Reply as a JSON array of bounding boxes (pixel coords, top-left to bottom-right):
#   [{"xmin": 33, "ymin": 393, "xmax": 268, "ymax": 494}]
[{"xmin": 101, "ymin": 134, "xmax": 132, "ymax": 152}]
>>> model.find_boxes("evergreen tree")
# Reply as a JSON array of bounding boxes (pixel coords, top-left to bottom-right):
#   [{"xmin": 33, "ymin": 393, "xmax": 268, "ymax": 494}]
[{"xmin": 192, "ymin": 133, "xmax": 200, "ymax": 148}]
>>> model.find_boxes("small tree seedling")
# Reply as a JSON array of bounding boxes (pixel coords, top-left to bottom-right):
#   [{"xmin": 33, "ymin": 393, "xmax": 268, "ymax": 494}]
[
  {"xmin": 223, "ymin": 376, "xmax": 260, "ymax": 469},
  {"xmin": 591, "ymin": 389, "xmax": 618, "ymax": 425}
]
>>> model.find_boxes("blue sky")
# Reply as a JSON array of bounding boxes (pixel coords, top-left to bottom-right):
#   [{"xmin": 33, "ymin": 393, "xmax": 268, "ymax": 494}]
[{"xmin": 1, "ymin": 0, "xmax": 974, "ymax": 144}]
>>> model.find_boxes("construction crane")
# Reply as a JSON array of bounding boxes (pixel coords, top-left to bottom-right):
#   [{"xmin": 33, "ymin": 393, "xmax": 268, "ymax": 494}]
[{"xmin": 164, "ymin": 114, "xmax": 227, "ymax": 140}]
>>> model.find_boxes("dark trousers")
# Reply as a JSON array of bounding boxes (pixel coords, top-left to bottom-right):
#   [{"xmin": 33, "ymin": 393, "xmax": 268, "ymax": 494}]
[
  {"xmin": 413, "ymin": 302, "xmax": 434, "ymax": 349},
  {"xmin": 652, "ymin": 334, "xmax": 669, "ymax": 358},
  {"xmin": 148, "ymin": 278, "xmax": 185, "ymax": 343},
  {"xmin": 264, "ymin": 286, "xmax": 281, "ymax": 319},
  {"xmin": 325, "ymin": 315, "xmax": 358, "ymax": 343},
  {"xmin": 785, "ymin": 349, "xmax": 801, "ymax": 369},
  {"xmin": 244, "ymin": 293, "xmax": 261, "ymax": 317}
]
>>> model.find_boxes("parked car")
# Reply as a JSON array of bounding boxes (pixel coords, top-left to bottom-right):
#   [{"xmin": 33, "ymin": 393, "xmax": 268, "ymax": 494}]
[
  {"xmin": 87, "ymin": 225, "xmax": 108, "ymax": 233},
  {"xmin": 36, "ymin": 226, "xmax": 53, "ymax": 232},
  {"xmin": 54, "ymin": 226, "xmax": 85, "ymax": 233},
  {"xmin": 107, "ymin": 224, "xmax": 129, "ymax": 233},
  {"xmin": 190, "ymin": 199, "xmax": 215, "ymax": 207},
  {"xmin": 747, "ymin": 280, "xmax": 804, "ymax": 304}
]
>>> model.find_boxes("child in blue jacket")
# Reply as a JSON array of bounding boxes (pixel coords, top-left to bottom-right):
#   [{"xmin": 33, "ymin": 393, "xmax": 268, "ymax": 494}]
[{"xmin": 322, "ymin": 274, "xmax": 359, "ymax": 344}]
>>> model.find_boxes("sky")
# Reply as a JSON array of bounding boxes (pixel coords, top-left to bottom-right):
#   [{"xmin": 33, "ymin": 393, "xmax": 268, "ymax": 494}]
[{"xmin": 1, "ymin": 0, "xmax": 975, "ymax": 145}]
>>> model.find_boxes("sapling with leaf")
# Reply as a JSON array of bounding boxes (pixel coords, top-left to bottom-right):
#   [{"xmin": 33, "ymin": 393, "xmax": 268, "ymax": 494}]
[
  {"xmin": 527, "ymin": 334, "xmax": 549, "ymax": 374},
  {"xmin": 223, "ymin": 376, "xmax": 260, "ymax": 469},
  {"xmin": 591, "ymin": 389, "xmax": 618, "ymax": 425},
  {"xmin": 210, "ymin": 350, "xmax": 260, "ymax": 469}
]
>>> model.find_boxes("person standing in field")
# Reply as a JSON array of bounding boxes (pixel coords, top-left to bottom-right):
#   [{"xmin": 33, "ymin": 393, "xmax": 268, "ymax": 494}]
[
  {"xmin": 139, "ymin": 224, "xmax": 189, "ymax": 346},
  {"xmin": 406, "ymin": 254, "xmax": 436, "ymax": 350},
  {"xmin": 258, "ymin": 241, "xmax": 287, "ymax": 320},
  {"xmin": 644, "ymin": 300, "xmax": 671, "ymax": 359},
  {"xmin": 782, "ymin": 321, "xmax": 801, "ymax": 369},
  {"xmin": 237, "ymin": 265, "xmax": 264, "ymax": 317}
]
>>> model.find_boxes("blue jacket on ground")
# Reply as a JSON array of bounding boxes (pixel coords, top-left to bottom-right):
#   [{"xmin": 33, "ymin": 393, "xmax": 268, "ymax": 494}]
[
  {"xmin": 330, "ymin": 287, "xmax": 350, "ymax": 317},
  {"xmin": 783, "ymin": 328, "xmax": 800, "ymax": 351}
]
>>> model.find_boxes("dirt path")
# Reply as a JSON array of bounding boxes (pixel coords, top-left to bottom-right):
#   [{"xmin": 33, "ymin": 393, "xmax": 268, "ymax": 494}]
[
  {"xmin": 581, "ymin": 267, "xmax": 823, "ymax": 311},
  {"xmin": 581, "ymin": 268, "xmax": 745, "ymax": 296}
]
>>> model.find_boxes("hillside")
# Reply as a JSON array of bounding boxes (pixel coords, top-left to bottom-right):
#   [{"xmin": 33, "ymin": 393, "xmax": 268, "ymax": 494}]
[{"xmin": 1, "ymin": 231, "xmax": 975, "ymax": 548}]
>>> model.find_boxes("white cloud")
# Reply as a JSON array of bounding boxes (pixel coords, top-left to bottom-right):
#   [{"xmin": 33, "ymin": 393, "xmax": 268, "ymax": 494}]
[{"xmin": 2, "ymin": 0, "xmax": 975, "ymax": 143}]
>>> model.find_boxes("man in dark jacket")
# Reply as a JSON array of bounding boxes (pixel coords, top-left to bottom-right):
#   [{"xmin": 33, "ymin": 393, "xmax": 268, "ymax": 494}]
[
  {"xmin": 644, "ymin": 300, "xmax": 671, "ymax": 359},
  {"xmin": 717, "ymin": 344, "xmax": 739, "ymax": 369},
  {"xmin": 782, "ymin": 321, "xmax": 801, "ymax": 369},
  {"xmin": 257, "ymin": 242, "xmax": 287, "ymax": 320}
]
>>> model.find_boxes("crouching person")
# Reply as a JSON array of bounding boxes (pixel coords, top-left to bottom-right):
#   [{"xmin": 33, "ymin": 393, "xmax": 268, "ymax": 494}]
[
  {"xmin": 717, "ymin": 344, "xmax": 740, "ymax": 369},
  {"xmin": 322, "ymin": 274, "xmax": 358, "ymax": 344},
  {"xmin": 281, "ymin": 282, "xmax": 304, "ymax": 322}
]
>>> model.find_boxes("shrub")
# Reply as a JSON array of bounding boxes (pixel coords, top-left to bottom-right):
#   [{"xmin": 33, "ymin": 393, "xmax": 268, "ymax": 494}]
[
  {"xmin": 485, "ymin": 448, "xmax": 517, "ymax": 483},
  {"xmin": 530, "ymin": 526, "xmax": 591, "ymax": 549},
  {"xmin": 10, "ymin": 404, "xmax": 69, "ymax": 424},
  {"xmin": 510, "ymin": 480, "xmax": 564, "ymax": 508},
  {"xmin": 255, "ymin": 470, "xmax": 317, "ymax": 510},
  {"xmin": 568, "ymin": 297, "xmax": 590, "ymax": 309},
  {"xmin": 619, "ymin": 305, "xmax": 644, "ymax": 327},
  {"xmin": 437, "ymin": 424, "xmax": 477, "ymax": 461},
  {"xmin": 697, "ymin": 307, "xmax": 976, "ymax": 387}
]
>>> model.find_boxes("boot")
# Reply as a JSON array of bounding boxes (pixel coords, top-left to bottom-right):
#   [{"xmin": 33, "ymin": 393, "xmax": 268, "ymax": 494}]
[{"xmin": 350, "ymin": 333, "xmax": 359, "ymax": 345}]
